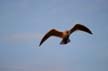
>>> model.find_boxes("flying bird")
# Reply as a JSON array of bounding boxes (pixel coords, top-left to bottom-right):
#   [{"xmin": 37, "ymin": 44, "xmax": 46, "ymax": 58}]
[{"xmin": 39, "ymin": 24, "xmax": 93, "ymax": 46}]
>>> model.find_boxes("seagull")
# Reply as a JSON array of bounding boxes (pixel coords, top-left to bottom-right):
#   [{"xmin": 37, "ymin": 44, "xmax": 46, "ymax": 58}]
[{"xmin": 39, "ymin": 24, "xmax": 93, "ymax": 46}]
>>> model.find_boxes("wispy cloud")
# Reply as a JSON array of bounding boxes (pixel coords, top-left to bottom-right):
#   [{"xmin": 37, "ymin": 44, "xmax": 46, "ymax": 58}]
[
  {"xmin": 0, "ymin": 32, "xmax": 42, "ymax": 43},
  {"xmin": 0, "ymin": 64, "xmax": 65, "ymax": 71}
]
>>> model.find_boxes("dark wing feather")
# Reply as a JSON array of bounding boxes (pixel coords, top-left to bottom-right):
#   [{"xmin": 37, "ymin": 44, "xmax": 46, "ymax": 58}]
[
  {"xmin": 39, "ymin": 29, "xmax": 63, "ymax": 46},
  {"xmin": 70, "ymin": 24, "xmax": 93, "ymax": 34}
]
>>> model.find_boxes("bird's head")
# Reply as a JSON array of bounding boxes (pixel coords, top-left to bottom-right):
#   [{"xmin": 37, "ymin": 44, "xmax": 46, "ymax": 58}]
[{"xmin": 65, "ymin": 30, "xmax": 70, "ymax": 35}]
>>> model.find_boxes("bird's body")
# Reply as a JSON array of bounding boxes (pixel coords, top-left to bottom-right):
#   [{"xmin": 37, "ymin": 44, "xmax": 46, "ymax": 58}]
[
  {"xmin": 39, "ymin": 24, "xmax": 93, "ymax": 46},
  {"xmin": 60, "ymin": 31, "xmax": 70, "ymax": 44}
]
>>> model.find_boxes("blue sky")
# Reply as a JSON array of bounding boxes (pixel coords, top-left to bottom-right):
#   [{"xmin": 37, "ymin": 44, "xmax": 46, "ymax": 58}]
[{"xmin": 0, "ymin": 0, "xmax": 108, "ymax": 71}]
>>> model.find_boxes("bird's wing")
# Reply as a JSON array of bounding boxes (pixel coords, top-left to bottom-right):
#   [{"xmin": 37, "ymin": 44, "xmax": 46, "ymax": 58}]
[
  {"xmin": 70, "ymin": 24, "xmax": 93, "ymax": 34},
  {"xmin": 39, "ymin": 29, "xmax": 63, "ymax": 46}
]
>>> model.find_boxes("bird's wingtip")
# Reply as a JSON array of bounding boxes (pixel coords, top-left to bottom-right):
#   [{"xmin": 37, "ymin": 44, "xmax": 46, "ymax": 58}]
[
  {"xmin": 39, "ymin": 44, "xmax": 41, "ymax": 47},
  {"xmin": 90, "ymin": 32, "xmax": 93, "ymax": 35},
  {"xmin": 89, "ymin": 31, "xmax": 93, "ymax": 35}
]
